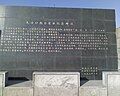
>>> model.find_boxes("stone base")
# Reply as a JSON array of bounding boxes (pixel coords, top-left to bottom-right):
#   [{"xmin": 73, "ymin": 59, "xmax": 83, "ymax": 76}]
[
  {"xmin": 33, "ymin": 72, "xmax": 80, "ymax": 96},
  {"xmin": 102, "ymin": 71, "xmax": 119, "ymax": 86},
  {"xmin": 107, "ymin": 74, "xmax": 120, "ymax": 96},
  {"xmin": 0, "ymin": 71, "xmax": 8, "ymax": 96},
  {"xmin": 3, "ymin": 87, "xmax": 33, "ymax": 96},
  {"xmin": 79, "ymin": 80, "xmax": 107, "ymax": 96},
  {"xmin": 0, "ymin": 71, "xmax": 8, "ymax": 87},
  {"xmin": 1, "ymin": 71, "xmax": 120, "ymax": 96}
]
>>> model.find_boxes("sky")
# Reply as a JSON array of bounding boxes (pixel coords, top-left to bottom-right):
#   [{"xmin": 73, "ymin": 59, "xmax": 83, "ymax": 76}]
[{"xmin": 0, "ymin": 0, "xmax": 119, "ymax": 27}]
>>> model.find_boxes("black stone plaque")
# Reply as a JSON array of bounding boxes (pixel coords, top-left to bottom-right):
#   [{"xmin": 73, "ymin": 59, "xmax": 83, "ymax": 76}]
[{"xmin": 0, "ymin": 6, "xmax": 117, "ymax": 80}]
